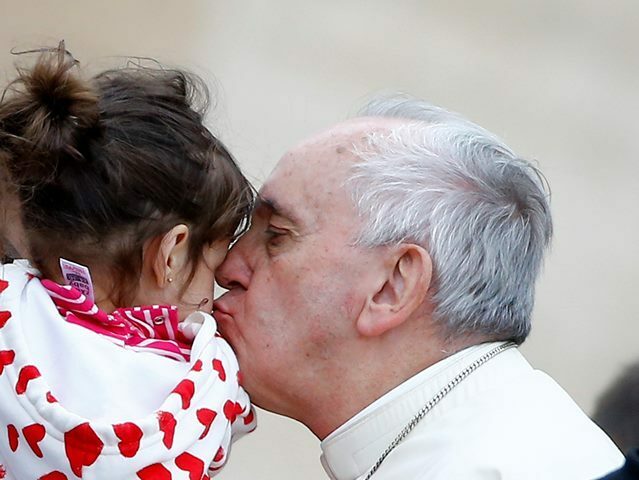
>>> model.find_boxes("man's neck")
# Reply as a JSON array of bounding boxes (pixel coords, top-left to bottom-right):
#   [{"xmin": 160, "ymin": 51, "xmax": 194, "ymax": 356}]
[{"xmin": 303, "ymin": 337, "xmax": 477, "ymax": 439}]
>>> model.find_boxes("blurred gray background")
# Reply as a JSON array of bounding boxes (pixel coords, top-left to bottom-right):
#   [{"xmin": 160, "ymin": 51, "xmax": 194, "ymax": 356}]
[{"xmin": 1, "ymin": 1, "xmax": 637, "ymax": 478}]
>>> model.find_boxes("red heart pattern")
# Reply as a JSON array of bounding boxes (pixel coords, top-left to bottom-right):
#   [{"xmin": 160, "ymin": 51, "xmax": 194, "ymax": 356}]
[
  {"xmin": 223, "ymin": 400, "xmax": 244, "ymax": 423},
  {"xmin": 214, "ymin": 446, "xmax": 225, "ymax": 463},
  {"xmin": 243, "ymin": 408, "xmax": 255, "ymax": 426},
  {"xmin": 23, "ymin": 423, "xmax": 46, "ymax": 458},
  {"xmin": 209, "ymin": 445, "xmax": 226, "ymax": 473},
  {"xmin": 39, "ymin": 472, "xmax": 68, "ymax": 480},
  {"xmin": 46, "ymin": 391, "xmax": 58, "ymax": 403},
  {"xmin": 64, "ymin": 423, "xmax": 104, "ymax": 477},
  {"xmin": 0, "ymin": 279, "xmax": 8, "ymax": 292},
  {"xmin": 0, "ymin": 350, "xmax": 15, "ymax": 376},
  {"xmin": 175, "ymin": 452, "xmax": 204, "ymax": 480},
  {"xmin": 191, "ymin": 359, "xmax": 202, "ymax": 372},
  {"xmin": 7, "ymin": 424, "xmax": 18, "ymax": 452},
  {"xmin": 157, "ymin": 411, "xmax": 176, "ymax": 449},
  {"xmin": 0, "ymin": 311, "xmax": 11, "ymax": 329},
  {"xmin": 212, "ymin": 359, "xmax": 226, "ymax": 381},
  {"xmin": 171, "ymin": 379, "xmax": 195, "ymax": 410},
  {"xmin": 196, "ymin": 408, "xmax": 217, "ymax": 440},
  {"xmin": 16, "ymin": 365, "xmax": 41, "ymax": 395},
  {"xmin": 113, "ymin": 422, "xmax": 143, "ymax": 458},
  {"xmin": 137, "ymin": 463, "xmax": 172, "ymax": 480}
]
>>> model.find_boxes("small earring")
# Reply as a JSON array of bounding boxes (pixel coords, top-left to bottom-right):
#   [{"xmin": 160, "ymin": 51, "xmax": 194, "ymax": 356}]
[{"xmin": 167, "ymin": 277, "xmax": 173, "ymax": 283}]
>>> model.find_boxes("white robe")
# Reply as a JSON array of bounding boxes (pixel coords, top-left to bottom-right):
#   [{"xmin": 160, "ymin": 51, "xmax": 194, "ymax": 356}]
[{"xmin": 321, "ymin": 342, "xmax": 623, "ymax": 480}]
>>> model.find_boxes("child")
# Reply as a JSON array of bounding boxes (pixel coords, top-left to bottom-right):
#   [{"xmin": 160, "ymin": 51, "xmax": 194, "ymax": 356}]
[{"xmin": 0, "ymin": 45, "xmax": 256, "ymax": 479}]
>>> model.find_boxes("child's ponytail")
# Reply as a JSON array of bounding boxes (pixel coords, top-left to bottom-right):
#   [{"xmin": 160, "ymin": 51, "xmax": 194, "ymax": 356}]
[{"xmin": 0, "ymin": 42, "xmax": 100, "ymax": 187}]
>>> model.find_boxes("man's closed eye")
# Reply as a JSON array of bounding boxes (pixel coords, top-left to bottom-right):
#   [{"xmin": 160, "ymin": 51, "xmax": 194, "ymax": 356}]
[{"xmin": 265, "ymin": 226, "xmax": 288, "ymax": 247}]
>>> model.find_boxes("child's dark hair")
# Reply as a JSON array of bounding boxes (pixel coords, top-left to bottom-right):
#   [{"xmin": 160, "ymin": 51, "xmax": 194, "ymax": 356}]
[{"xmin": 0, "ymin": 45, "xmax": 254, "ymax": 305}]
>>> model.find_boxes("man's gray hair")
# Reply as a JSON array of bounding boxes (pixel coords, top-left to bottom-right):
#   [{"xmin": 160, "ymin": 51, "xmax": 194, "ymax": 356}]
[{"xmin": 347, "ymin": 94, "xmax": 552, "ymax": 343}]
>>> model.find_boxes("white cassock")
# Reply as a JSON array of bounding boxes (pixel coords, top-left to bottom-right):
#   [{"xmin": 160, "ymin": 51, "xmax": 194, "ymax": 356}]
[{"xmin": 321, "ymin": 342, "xmax": 624, "ymax": 480}]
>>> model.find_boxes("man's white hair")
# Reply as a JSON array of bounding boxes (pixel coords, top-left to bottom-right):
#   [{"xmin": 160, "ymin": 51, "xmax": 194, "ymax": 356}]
[{"xmin": 347, "ymin": 94, "xmax": 552, "ymax": 343}]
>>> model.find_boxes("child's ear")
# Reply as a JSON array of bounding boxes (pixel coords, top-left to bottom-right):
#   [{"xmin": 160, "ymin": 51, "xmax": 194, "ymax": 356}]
[
  {"xmin": 151, "ymin": 224, "xmax": 190, "ymax": 288},
  {"xmin": 356, "ymin": 243, "xmax": 432, "ymax": 337}
]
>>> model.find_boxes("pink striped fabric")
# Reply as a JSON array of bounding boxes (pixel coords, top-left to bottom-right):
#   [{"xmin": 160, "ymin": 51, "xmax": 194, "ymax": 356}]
[{"xmin": 41, "ymin": 280, "xmax": 192, "ymax": 361}]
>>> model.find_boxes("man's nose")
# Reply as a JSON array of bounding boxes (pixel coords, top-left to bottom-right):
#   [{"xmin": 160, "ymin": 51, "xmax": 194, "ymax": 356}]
[{"xmin": 216, "ymin": 239, "xmax": 252, "ymax": 291}]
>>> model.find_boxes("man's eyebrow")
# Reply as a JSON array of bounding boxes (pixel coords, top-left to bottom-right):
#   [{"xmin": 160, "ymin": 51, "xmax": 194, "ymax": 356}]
[{"xmin": 256, "ymin": 195, "xmax": 301, "ymax": 225}]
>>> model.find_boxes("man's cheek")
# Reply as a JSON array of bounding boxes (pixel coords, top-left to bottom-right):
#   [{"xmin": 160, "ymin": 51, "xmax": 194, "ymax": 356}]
[
  {"xmin": 305, "ymin": 329, "xmax": 337, "ymax": 360},
  {"xmin": 339, "ymin": 292, "xmax": 362, "ymax": 320}
]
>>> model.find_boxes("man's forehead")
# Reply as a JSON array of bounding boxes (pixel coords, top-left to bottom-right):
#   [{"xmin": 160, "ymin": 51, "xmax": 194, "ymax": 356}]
[
  {"xmin": 271, "ymin": 117, "xmax": 403, "ymax": 178},
  {"xmin": 293, "ymin": 117, "xmax": 403, "ymax": 156},
  {"xmin": 259, "ymin": 117, "xmax": 406, "ymax": 224}
]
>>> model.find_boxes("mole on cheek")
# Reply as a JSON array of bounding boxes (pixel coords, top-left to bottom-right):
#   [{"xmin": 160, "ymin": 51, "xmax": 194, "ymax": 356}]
[{"xmin": 336, "ymin": 146, "xmax": 345, "ymax": 154}]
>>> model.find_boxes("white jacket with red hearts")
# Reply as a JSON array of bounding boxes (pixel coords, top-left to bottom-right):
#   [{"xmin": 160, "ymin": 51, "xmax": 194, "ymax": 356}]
[{"xmin": 0, "ymin": 261, "xmax": 255, "ymax": 480}]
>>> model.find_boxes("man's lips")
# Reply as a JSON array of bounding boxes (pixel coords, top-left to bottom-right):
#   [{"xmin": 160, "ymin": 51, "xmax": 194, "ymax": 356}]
[
  {"xmin": 212, "ymin": 309, "xmax": 234, "ymax": 324},
  {"xmin": 212, "ymin": 299, "xmax": 235, "ymax": 324},
  {"xmin": 212, "ymin": 299, "xmax": 240, "ymax": 347},
  {"xmin": 213, "ymin": 288, "xmax": 244, "ymax": 319}
]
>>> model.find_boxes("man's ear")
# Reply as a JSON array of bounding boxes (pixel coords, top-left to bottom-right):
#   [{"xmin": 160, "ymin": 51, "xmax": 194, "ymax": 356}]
[
  {"xmin": 356, "ymin": 244, "xmax": 432, "ymax": 337},
  {"xmin": 150, "ymin": 224, "xmax": 190, "ymax": 288}
]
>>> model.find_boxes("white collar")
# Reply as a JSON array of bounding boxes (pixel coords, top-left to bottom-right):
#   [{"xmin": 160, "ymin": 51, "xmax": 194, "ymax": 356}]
[{"xmin": 320, "ymin": 341, "xmax": 510, "ymax": 480}]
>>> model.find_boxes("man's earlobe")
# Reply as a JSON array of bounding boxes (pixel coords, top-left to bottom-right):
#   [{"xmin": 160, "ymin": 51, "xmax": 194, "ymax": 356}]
[
  {"xmin": 150, "ymin": 224, "xmax": 190, "ymax": 288},
  {"xmin": 356, "ymin": 244, "xmax": 432, "ymax": 337}
]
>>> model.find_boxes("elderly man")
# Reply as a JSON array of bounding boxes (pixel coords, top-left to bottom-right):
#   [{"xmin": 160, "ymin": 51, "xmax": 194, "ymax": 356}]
[{"xmin": 214, "ymin": 96, "xmax": 623, "ymax": 479}]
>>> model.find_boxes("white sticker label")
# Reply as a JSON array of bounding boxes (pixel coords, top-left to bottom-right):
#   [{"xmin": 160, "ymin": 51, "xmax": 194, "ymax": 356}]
[{"xmin": 59, "ymin": 258, "xmax": 95, "ymax": 302}]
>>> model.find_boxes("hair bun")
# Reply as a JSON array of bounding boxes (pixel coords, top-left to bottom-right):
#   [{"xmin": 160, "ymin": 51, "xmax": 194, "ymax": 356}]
[{"xmin": 0, "ymin": 42, "xmax": 100, "ymax": 184}]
